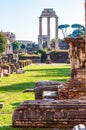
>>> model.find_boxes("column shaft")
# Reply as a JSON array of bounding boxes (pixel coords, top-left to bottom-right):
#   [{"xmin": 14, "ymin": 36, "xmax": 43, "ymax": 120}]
[
  {"xmin": 55, "ymin": 17, "xmax": 59, "ymax": 50},
  {"xmin": 47, "ymin": 17, "xmax": 51, "ymax": 49},
  {"xmin": 38, "ymin": 17, "xmax": 42, "ymax": 48}
]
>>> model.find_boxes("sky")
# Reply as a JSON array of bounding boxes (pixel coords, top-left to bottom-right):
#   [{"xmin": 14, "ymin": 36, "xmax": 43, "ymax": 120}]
[{"xmin": 0, "ymin": 0, "xmax": 85, "ymax": 43}]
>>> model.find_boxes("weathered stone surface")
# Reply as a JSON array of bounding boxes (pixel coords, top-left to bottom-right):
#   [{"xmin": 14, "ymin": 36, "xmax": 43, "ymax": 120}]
[
  {"xmin": 58, "ymin": 69, "xmax": 86, "ymax": 99},
  {"xmin": 35, "ymin": 80, "xmax": 61, "ymax": 87},
  {"xmin": 35, "ymin": 80, "xmax": 61, "ymax": 99},
  {"xmin": 65, "ymin": 37, "xmax": 85, "ymax": 69},
  {"xmin": 58, "ymin": 37, "xmax": 86, "ymax": 99},
  {"xmin": 12, "ymin": 99, "xmax": 86, "ymax": 128}
]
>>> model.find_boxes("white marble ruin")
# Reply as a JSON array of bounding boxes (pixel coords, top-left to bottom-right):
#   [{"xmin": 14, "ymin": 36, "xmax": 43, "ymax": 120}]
[{"xmin": 38, "ymin": 8, "xmax": 59, "ymax": 50}]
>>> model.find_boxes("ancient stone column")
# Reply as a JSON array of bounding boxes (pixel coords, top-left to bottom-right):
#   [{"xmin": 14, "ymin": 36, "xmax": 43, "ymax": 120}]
[
  {"xmin": 55, "ymin": 17, "xmax": 59, "ymax": 50},
  {"xmin": 47, "ymin": 17, "xmax": 51, "ymax": 49},
  {"xmin": 39, "ymin": 17, "xmax": 42, "ymax": 48}
]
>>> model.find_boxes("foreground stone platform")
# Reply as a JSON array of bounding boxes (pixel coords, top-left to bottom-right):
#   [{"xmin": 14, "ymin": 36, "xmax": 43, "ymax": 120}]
[{"xmin": 12, "ymin": 99, "xmax": 86, "ymax": 128}]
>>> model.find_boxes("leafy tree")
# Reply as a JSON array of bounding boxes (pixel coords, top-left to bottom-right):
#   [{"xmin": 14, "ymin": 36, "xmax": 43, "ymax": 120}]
[
  {"xmin": 71, "ymin": 24, "xmax": 84, "ymax": 30},
  {"xmin": 72, "ymin": 29, "xmax": 84, "ymax": 37},
  {"xmin": 58, "ymin": 24, "xmax": 70, "ymax": 38},
  {"xmin": 0, "ymin": 32, "xmax": 7, "ymax": 55},
  {"xmin": 58, "ymin": 23, "xmax": 85, "ymax": 38},
  {"xmin": 32, "ymin": 42, "xmax": 36, "ymax": 47},
  {"xmin": 12, "ymin": 41, "xmax": 21, "ymax": 51},
  {"xmin": 64, "ymin": 24, "xmax": 70, "ymax": 36},
  {"xmin": 68, "ymin": 24, "xmax": 85, "ymax": 38},
  {"xmin": 21, "ymin": 44, "xmax": 26, "ymax": 49},
  {"xmin": 26, "ymin": 43, "xmax": 32, "ymax": 51},
  {"xmin": 37, "ymin": 49, "xmax": 46, "ymax": 55},
  {"xmin": 26, "ymin": 42, "xmax": 37, "ymax": 51},
  {"xmin": 71, "ymin": 24, "xmax": 85, "ymax": 37}
]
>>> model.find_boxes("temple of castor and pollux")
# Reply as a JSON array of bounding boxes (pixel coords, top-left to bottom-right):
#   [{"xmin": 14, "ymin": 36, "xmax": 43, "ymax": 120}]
[
  {"xmin": 38, "ymin": 8, "xmax": 59, "ymax": 49},
  {"xmin": 12, "ymin": 1, "xmax": 86, "ymax": 129}
]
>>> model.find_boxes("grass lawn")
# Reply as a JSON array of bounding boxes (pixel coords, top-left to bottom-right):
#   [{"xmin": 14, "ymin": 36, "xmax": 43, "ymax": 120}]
[{"xmin": 0, "ymin": 63, "xmax": 70, "ymax": 130}]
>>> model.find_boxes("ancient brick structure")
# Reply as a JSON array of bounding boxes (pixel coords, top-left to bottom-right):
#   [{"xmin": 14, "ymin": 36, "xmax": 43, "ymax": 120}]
[
  {"xmin": 49, "ymin": 51, "xmax": 69, "ymax": 63},
  {"xmin": 58, "ymin": 37, "xmax": 86, "ymax": 99},
  {"xmin": 12, "ymin": 99, "xmax": 86, "ymax": 128}
]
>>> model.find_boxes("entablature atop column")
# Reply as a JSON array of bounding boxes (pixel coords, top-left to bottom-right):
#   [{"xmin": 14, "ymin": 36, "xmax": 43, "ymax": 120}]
[{"xmin": 40, "ymin": 8, "xmax": 58, "ymax": 18}]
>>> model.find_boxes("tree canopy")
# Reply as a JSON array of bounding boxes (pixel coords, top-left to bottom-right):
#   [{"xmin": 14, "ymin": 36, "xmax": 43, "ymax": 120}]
[
  {"xmin": 12, "ymin": 41, "xmax": 21, "ymax": 51},
  {"xmin": 21, "ymin": 44, "xmax": 26, "ymax": 49},
  {"xmin": 71, "ymin": 24, "xmax": 85, "ymax": 30},
  {"xmin": 58, "ymin": 24, "xmax": 70, "ymax": 38},
  {"xmin": 70, "ymin": 24, "xmax": 85, "ymax": 37},
  {"xmin": 0, "ymin": 32, "xmax": 7, "ymax": 55},
  {"xmin": 58, "ymin": 23, "xmax": 85, "ymax": 38}
]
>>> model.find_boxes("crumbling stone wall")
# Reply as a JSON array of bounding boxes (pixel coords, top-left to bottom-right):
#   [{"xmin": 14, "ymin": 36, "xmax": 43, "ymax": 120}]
[{"xmin": 49, "ymin": 51, "xmax": 69, "ymax": 63}]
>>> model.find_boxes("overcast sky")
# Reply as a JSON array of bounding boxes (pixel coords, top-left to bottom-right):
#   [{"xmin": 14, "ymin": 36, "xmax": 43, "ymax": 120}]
[{"xmin": 0, "ymin": 0, "xmax": 84, "ymax": 42}]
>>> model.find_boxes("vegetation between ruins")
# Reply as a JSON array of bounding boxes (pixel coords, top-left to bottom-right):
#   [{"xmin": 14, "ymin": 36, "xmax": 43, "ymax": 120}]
[{"xmin": 0, "ymin": 64, "xmax": 70, "ymax": 129}]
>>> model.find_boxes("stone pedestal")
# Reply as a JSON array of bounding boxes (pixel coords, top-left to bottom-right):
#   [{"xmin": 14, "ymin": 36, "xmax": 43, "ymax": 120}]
[{"xmin": 58, "ymin": 37, "xmax": 86, "ymax": 99}]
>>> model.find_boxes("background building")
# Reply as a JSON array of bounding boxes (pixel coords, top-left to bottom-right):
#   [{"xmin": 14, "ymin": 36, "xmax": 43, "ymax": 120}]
[
  {"xmin": 16, "ymin": 40, "xmax": 32, "ymax": 45},
  {"xmin": 3, "ymin": 32, "xmax": 16, "ymax": 43}
]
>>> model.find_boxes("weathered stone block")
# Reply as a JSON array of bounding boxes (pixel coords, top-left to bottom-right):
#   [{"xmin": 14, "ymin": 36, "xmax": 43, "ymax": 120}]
[
  {"xmin": 34, "ymin": 80, "xmax": 61, "ymax": 99},
  {"xmin": 12, "ymin": 99, "xmax": 86, "ymax": 128}
]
